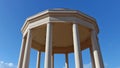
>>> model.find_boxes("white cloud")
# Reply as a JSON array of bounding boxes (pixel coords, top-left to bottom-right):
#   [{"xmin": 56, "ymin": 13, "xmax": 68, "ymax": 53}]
[
  {"xmin": 0, "ymin": 61, "xmax": 16, "ymax": 68},
  {"xmin": 84, "ymin": 62, "xmax": 109, "ymax": 68},
  {"xmin": 104, "ymin": 63, "xmax": 108, "ymax": 68},
  {"xmin": 84, "ymin": 62, "xmax": 92, "ymax": 68},
  {"xmin": 62, "ymin": 62, "xmax": 119, "ymax": 68}
]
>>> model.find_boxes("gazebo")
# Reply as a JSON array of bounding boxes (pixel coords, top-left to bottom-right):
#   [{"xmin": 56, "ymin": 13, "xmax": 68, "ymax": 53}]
[{"xmin": 18, "ymin": 8, "xmax": 104, "ymax": 68}]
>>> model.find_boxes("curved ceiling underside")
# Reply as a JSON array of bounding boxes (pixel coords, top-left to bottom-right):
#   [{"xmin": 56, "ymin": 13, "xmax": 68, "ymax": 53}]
[{"xmin": 30, "ymin": 22, "xmax": 92, "ymax": 53}]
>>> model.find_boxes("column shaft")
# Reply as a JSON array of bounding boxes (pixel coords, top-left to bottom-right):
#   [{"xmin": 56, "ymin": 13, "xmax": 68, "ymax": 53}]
[
  {"xmin": 18, "ymin": 37, "xmax": 26, "ymax": 68},
  {"xmin": 96, "ymin": 38, "xmax": 104, "ymax": 68},
  {"xmin": 65, "ymin": 53, "xmax": 69, "ymax": 68},
  {"xmin": 44, "ymin": 23, "xmax": 52, "ymax": 68},
  {"xmin": 22, "ymin": 30, "xmax": 32, "ymax": 68},
  {"xmin": 51, "ymin": 53, "xmax": 54, "ymax": 68},
  {"xmin": 36, "ymin": 51, "xmax": 41, "ymax": 68},
  {"xmin": 73, "ymin": 23, "xmax": 83, "ymax": 68},
  {"xmin": 91, "ymin": 30, "xmax": 104, "ymax": 68},
  {"xmin": 90, "ymin": 48, "xmax": 95, "ymax": 68}
]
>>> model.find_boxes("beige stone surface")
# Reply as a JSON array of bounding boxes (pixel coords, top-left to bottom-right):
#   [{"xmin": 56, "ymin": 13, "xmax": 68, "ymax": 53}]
[
  {"xmin": 18, "ymin": 8, "xmax": 104, "ymax": 68},
  {"xmin": 21, "ymin": 9, "xmax": 99, "ymax": 54}
]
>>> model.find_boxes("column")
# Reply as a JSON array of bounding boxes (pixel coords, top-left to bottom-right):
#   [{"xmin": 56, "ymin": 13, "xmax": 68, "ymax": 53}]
[
  {"xmin": 36, "ymin": 51, "xmax": 41, "ymax": 68},
  {"xmin": 91, "ymin": 30, "xmax": 104, "ymax": 68},
  {"xmin": 72, "ymin": 23, "xmax": 83, "ymax": 68},
  {"xmin": 18, "ymin": 37, "xmax": 26, "ymax": 68},
  {"xmin": 96, "ymin": 38, "xmax": 104, "ymax": 68},
  {"xmin": 22, "ymin": 29, "xmax": 32, "ymax": 68},
  {"xmin": 65, "ymin": 53, "xmax": 69, "ymax": 68},
  {"xmin": 51, "ymin": 53, "xmax": 54, "ymax": 68},
  {"xmin": 90, "ymin": 48, "xmax": 95, "ymax": 68},
  {"xmin": 44, "ymin": 23, "xmax": 52, "ymax": 68}
]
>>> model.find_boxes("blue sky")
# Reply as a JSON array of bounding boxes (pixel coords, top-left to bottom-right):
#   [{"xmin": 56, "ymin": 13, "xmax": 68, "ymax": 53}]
[{"xmin": 0, "ymin": 0, "xmax": 120, "ymax": 68}]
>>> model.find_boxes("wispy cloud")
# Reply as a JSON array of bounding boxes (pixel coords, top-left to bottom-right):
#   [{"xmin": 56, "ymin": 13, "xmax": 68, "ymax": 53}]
[
  {"xmin": 84, "ymin": 62, "xmax": 109, "ymax": 68},
  {"xmin": 0, "ymin": 61, "xmax": 16, "ymax": 68},
  {"xmin": 84, "ymin": 62, "xmax": 91, "ymax": 68}
]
